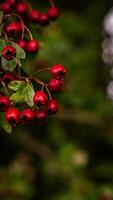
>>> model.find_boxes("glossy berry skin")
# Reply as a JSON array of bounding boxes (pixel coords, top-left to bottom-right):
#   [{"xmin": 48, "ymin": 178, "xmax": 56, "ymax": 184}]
[
  {"xmin": 34, "ymin": 91, "xmax": 48, "ymax": 106},
  {"xmin": 29, "ymin": 10, "xmax": 40, "ymax": 23},
  {"xmin": 38, "ymin": 13, "xmax": 50, "ymax": 26},
  {"xmin": 48, "ymin": 78, "xmax": 64, "ymax": 92},
  {"xmin": 46, "ymin": 99, "xmax": 59, "ymax": 115},
  {"xmin": 26, "ymin": 39, "xmax": 39, "ymax": 54},
  {"xmin": 50, "ymin": 64, "xmax": 67, "ymax": 79},
  {"xmin": 0, "ymin": 2, "xmax": 11, "ymax": 13},
  {"xmin": 35, "ymin": 110, "xmax": 47, "ymax": 123},
  {"xmin": 3, "ymin": 73, "xmax": 16, "ymax": 84},
  {"xmin": 17, "ymin": 39, "xmax": 27, "ymax": 50},
  {"xmin": 6, "ymin": 22, "xmax": 22, "ymax": 38},
  {"xmin": 2, "ymin": 45, "xmax": 16, "ymax": 60},
  {"xmin": 48, "ymin": 7, "xmax": 60, "ymax": 20},
  {"xmin": 16, "ymin": 2, "xmax": 29, "ymax": 16},
  {"xmin": 0, "ymin": 96, "xmax": 10, "ymax": 112},
  {"xmin": 6, "ymin": 0, "xmax": 16, "ymax": 7},
  {"xmin": 5, "ymin": 108, "xmax": 20, "ymax": 124},
  {"xmin": 20, "ymin": 109, "xmax": 35, "ymax": 124}
]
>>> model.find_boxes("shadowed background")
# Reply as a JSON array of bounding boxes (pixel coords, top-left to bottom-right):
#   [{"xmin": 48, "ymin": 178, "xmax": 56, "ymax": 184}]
[{"xmin": 0, "ymin": 0, "xmax": 113, "ymax": 199}]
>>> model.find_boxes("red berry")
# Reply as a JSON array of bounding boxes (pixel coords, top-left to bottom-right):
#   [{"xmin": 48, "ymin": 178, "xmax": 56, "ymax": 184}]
[
  {"xmin": 35, "ymin": 110, "xmax": 47, "ymax": 123},
  {"xmin": 26, "ymin": 39, "xmax": 39, "ymax": 54},
  {"xmin": 6, "ymin": 22, "xmax": 22, "ymax": 38},
  {"xmin": 48, "ymin": 7, "xmax": 60, "ymax": 20},
  {"xmin": 33, "ymin": 91, "xmax": 48, "ymax": 106},
  {"xmin": 38, "ymin": 13, "xmax": 50, "ymax": 26},
  {"xmin": 46, "ymin": 99, "xmax": 59, "ymax": 115},
  {"xmin": 5, "ymin": 108, "xmax": 20, "ymax": 124},
  {"xmin": 6, "ymin": 0, "xmax": 16, "ymax": 7},
  {"xmin": 50, "ymin": 64, "xmax": 67, "ymax": 79},
  {"xmin": 0, "ymin": 2, "xmax": 11, "ymax": 13},
  {"xmin": 20, "ymin": 109, "xmax": 35, "ymax": 124},
  {"xmin": 48, "ymin": 78, "xmax": 64, "ymax": 92},
  {"xmin": 29, "ymin": 10, "xmax": 40, "ymax": 23},
  {"xmin": 16, "ymin": 2, "xmax": 29, "ymax": 16},
  {"xmin": 17, "ymin": 39, "xmax": 27, "ymax": 50},
  {"xmin": 0, "ymin": 96, "xmax": 10, "ymax": 112},
  {"xmin": 3, "ymin": 73, "xmax": 16, "ymax": 84},
  {"xmin": 2, "ymin": 45, "xmax": 16, "ymax": 60}
]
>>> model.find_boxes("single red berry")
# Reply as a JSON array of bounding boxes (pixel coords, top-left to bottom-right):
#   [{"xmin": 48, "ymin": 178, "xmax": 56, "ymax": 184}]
[
  {"xmin": 2, "ymin": 45, "xmax": 16, "ymax": 60},
  {"xmin": 50, "ymin": 64, "xmax": 67, "ymax": 79},
  {"xmin": 48, "ymin": 78, "xmax": 64, "ymax": 92},
  {"xmin": 0, "ymin": 96, "xmax": 10, "ymax": 112},
  {"xmin": 0, "ymin": 2, "xmax": 11, "ymax": 13},
  {"xmin": 38, "ymin": 13, "xmax": 50, "ymax": 26},
  {"xmin": 33, "ymin": 91, "xmax": 48, "ymax": 106},
  {"xmin": 26, "ymin": 39, "xmax": 39, "ymax": 54},
  {"xmin": 5, "ymin": 107, "xmax": 20, "ymax": 124},
  {"xmin": 20, "ymin": 109, "xmax": 35, "ymax": 124},
  {"xmin": 35, "ymin": 110, "xmax": 47, "ymax": 123},
  {"xmin": 48, "ymin": 7, "xmax": 60, "ymax": 20},
  {"xmin": 16, "ymin": 2, "xmax": 29, "ymax": 16},
  {"xmin": 6, "ymin": 22, "xmax": 22, "ymax": 38},
  {"xmin": 6, "ymin": 0, "xmax": 16, "ymax": 7},
  {"xmin": 29, "ymin": 10, "xmax": 40, "ymax": 23},
  {"xmin": 46, "ymin": 99, "xmax": 59, "ymax": 115},
  {"xmin": 17, "ymin": 39, "xmax": 27, "ymax": 50},
  {"xmin": 3, "ymin": 73, "xmax": 16, "ymax": 84}
]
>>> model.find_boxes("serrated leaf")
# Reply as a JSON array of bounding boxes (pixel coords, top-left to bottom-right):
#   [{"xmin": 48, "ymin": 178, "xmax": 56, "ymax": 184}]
[
  {"xmin": 25, "ymin": 84, "xmax": 35, "ymax": 107},
  {"xmin": 0, "ymin": 113, "xmax": 12, "ymax": 134},
  {"xmin": 1, "ymin": 57, "xmax": 17, "ymax": 71},
  {"xmin": 7, "ymin": 41, "xmax": 26, "ymax": 59},
  {"xmin": 8, "ymin": 80, "xmax": 26, "ymax": 91},
  {"xmin": 0, "ymin": 40, "xmax": 6, "ymax": 55},
  {"xmin": 9, "ymin": 81, "xmax": 35, "ymax": 107}
]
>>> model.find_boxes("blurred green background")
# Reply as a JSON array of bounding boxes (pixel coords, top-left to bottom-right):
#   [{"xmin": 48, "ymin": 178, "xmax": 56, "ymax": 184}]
[{"xmin": 1, "ymin": 0, "xmax": 113, "ymax": 199}]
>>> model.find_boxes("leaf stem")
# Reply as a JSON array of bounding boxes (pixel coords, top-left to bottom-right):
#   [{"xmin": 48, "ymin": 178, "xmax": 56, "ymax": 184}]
[
  {"xmin": 1, "ymin": 80, "xmax": 9, "ymax": 96},
  {"xmin": 30, "ymin": 67, "xmax": 51, "ymax": 77},
  {"xmin": 24, "ymin": 25, "xmax": 33, "ymax": 40},
  {"xmin": 49, "ymin": 0, "xmax": 55, "ymax": 7}
]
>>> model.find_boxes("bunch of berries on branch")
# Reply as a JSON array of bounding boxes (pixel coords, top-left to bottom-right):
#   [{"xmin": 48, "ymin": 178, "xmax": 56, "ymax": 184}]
[{"xmin": 0, "ymin": 0, "xmax": 67, "ymax": 133}]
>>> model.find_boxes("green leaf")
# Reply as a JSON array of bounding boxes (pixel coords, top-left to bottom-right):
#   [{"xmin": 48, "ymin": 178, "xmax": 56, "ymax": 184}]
[
  {"xmin": 0, "ymin": 113, "xmax": 12, "ymax": 134},
  {"xmin": 9, "ymin": 81, "xmax": 35, "ymax": 107},
  {"xmin": 0, "ymin": 40, "xmax": 6, "ymax": 55},
  {"xmin": 1, "ymin": 57, "xmax": 17, "ymax": 71},
  {"xmin": 8, "ymin": 80, "xmax": 26, "ymax": 91},
  {"xmin": 7, "ymin": 41, "xmax": 26, "ymax": 59},
  {"xmin": 25, "ymin": 84, "xmax": 35, "ymax": 107}
]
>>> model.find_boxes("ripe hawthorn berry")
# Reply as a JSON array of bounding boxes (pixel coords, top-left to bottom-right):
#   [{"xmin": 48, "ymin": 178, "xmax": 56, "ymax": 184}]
[
  {"xmin": 50, "ymin": 64, "xmax": 67, "ymax": 79},
  {"xmin": 6, "ymin": 22, "xmax": 22, "ymax": 38},
  {"xmin": 3, "ymin": 73, "xmax": 16, "ymax": 84},
  {"xmin": 46, "ymin": 99, "xmax": 59, "ymax": 115},
  {"xmin": 5, "ymin": 107, "xmax": 20, "ymax": 124},
  {"xmin": 0, "ymin": 96, "xmax": 10, "ymax": 112},
  {"xmin": 35, "ymin": 110, "xmax": 47, "ymax": 123},
  {"xmin": 2, "ymin": 45, "xmax": 16, "ymax": 60},
  {"xmin": 0, "ymin": 2, "xmax": 11, "ymax": 13},
  {"xmin": 38, "ymin": 13, "xmax": 50, "ymax": 26},
  {"xmin": 16, "ymin": 2, "xmax": 29, "ymax": 16},
  {"xmin": 6, "ymin": 0, "xmax": 16, "ymax": 7},
  {"xmin": 48, "ymin": 7, "xmax": 60, "ymax": 20},
  {"xmin": 26, "ymin": 39, "xmax": 39, "ymax": 54},
  {"xmin": 17, "ymin": 39, "xmax": 27, "ymax": 50},
  {"xmin": 48, "ymin": 78, "xmax": 64, "ymax": 92},
  {"xmin": 20, "ymin": 109, "xmax": 35, "ymax": 124},
  {"xmin": 29, "ymin": 10, "xmax": 40, "ymax": 23},
  {"xmin": 33, "ymin": 91, "xmax": 48, "ymax": 106}
]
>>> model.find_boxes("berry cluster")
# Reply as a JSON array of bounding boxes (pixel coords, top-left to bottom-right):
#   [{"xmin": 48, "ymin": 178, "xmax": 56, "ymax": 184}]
[{"xmin": 0, "ymin": 0, "xmax": 67, "ymax": 132}]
